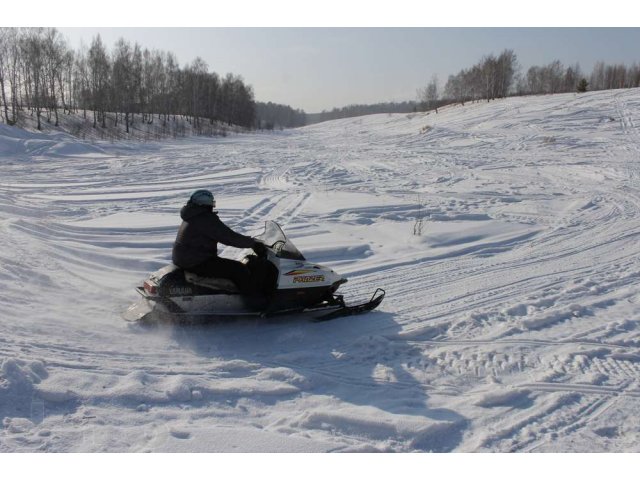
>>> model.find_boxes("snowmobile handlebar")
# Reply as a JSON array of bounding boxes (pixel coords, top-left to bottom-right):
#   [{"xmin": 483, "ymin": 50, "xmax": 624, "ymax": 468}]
[{"xmin": 252, "ymin": 241, "xmax": 269, "ymax": 257}]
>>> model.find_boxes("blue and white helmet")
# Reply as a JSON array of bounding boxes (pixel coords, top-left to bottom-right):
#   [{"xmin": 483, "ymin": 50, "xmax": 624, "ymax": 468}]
[{"xmin": 190, "ymin": 189, "xmax": 215, "ymax": 207}]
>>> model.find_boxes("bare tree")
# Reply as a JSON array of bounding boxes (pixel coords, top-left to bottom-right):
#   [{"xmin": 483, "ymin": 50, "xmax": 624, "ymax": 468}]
[
  {"xmin": 21, "ymin": 28, "xmax": 47, "ymax": 130},
  {"xmin": 59, "ymin": 48, "xmax": 74, "ymax": 114},
  {"xmin": 496, "ymin": 49, "xmax": 518, "ymax": 98},
  {"xmin": 444, "ymin": 73, "xmax": 463, "ymax": 105},
  {"xmin": 6, "ymin": 29, "xmax": 21, "ymax": 123},
  {"xmin": 42, "ymin": 28, "xmax": 68, "ymax": 126},
  {"xmin": 73, "ymin": 42, "xmax": 90, "ymax": 119},
  {"xmin": 164, "ymin": 51, "xmax": 178, "ymax": 124},
  {"xmin": 590, "ymin": 61, "xmax": 605, "ymax": 91},
  {"xmin": 418, "ymin": 74, "xmax": 439, "ymax": 113},
  {"xmin": 205, "ymin": 71, "xmax": 220, "ymax": 124},
  {"xmin": 0, "ymin": 28, "xmax": 10, "ymax": 123},
  {"xmin": 547, "ymin": 60, "xmax": 563, "ymax": 93},
  {"xmin": 112, "ymin": 38, "xmax": 135, "ymax": 132},
  {"xmin": 629, "ymin": 63, "xmax": 640, "ymax": 88},
  {"xmin": 130, "ymin": 43, "xmax": 143, "ymax": 127},
  {"xmin": 88, "ymin": 35, "xmax": 110, "ymax": 128},
  {"xmin": 563, "ymin": 63, "xmax": 582, "ymax": 92},
  {"xmin": 481, "ymin": 54, "xmax": 497, "ymax": 101}
]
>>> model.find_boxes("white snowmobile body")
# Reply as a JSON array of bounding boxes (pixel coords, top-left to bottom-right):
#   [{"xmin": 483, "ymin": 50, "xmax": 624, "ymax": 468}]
[{"xmin": 124, "ymin": 221, "xmax": 383, "ymax": 323}]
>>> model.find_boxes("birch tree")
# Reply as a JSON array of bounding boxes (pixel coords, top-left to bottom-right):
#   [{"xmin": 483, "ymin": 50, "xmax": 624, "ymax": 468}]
[{"xmin": 88, "ymin": 35, "xmax": 110, "ymax": 128}]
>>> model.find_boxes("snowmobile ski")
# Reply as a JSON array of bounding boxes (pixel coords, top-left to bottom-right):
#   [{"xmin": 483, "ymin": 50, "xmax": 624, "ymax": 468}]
[{"xmin": 313, "ymin": 288, "xmax": 386, "ymax": 322}]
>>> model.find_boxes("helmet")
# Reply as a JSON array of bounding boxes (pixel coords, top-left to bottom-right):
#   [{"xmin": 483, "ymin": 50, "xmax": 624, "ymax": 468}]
[{"xmin": 190, "ymin": 189, "xmax": 215, "ymax": 207}]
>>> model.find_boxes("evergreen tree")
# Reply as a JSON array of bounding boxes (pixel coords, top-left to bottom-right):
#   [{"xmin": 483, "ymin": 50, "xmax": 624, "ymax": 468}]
[{"xmin": 577, "ymin": 78, "xmax": 588, "ymax": 93}]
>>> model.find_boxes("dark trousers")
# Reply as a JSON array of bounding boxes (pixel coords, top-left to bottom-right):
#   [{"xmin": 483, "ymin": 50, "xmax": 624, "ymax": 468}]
[{"xmin": 190, "ymin": 256, "xmax": 253, "ymax": 293}]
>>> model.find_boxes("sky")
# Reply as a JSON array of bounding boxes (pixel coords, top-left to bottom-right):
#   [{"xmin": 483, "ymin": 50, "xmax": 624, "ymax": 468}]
[
  {"xmin": 56, "ymin": 27, "xmax": 640, "ymax": 113},
  {"xmin": 9, "ymin": 1, "xmax": 640, "ymax": 113}
]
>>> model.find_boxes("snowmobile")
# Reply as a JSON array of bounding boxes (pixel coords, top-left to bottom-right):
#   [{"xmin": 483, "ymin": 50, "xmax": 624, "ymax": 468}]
[{"xmin": 123, "ymin": 221, "xmax": 385, "ymax": 324}]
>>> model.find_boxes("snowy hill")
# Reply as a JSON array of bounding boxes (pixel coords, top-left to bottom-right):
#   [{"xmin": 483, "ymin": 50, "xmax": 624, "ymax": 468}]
[
  {"xmin": 7, "ymin": 109, "xmax": 245, "ymax": 143},
  {"xmin": 1, "ymin": 89, "xmax": 640, "ymax": 452}
]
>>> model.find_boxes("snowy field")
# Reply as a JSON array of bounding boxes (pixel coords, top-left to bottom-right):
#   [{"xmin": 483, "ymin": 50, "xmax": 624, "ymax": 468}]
[{"xmin": 1, "ymin": 89, "xmax": 640, "ymax": 452}]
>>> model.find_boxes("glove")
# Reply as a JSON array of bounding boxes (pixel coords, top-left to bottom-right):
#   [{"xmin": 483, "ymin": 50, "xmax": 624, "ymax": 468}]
[{"xmin": 252, "ymin": 240, "xmax": 267, "ymax": 257}]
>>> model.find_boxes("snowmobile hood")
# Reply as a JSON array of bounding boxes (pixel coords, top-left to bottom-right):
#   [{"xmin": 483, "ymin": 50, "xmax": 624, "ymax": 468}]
[{"xmin": 180, "ymin": 202, "xmax": 215, "ymax": 221}]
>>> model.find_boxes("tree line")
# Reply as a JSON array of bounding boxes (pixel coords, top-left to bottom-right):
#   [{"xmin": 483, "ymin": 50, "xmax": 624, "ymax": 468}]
[
  {"xmin": 517, "ymin": 61, "xmax": 640, "ymax": 95},
  {"xmin": 307, "ymin": 101, "xmax": 420, "ymax": 124},
  {"xmin": 588, "ymin": 61, "xmax": 640, "ymax": 91},
  {"xmin": 438, "ymin": 50, "xmax": 640, "ymax": 107},
  {"xmin": 255, "ymin": 101, "xmax": 306, "ymax": 130},
  {"xmin": 0, "ymin": 27, "xmax": 257, "ymax": 132}
]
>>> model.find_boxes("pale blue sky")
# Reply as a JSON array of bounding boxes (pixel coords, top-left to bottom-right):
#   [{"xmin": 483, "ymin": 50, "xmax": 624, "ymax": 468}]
[{"xmin": 59, "ymin": 28, "xmax": 640, "ymax": 113}]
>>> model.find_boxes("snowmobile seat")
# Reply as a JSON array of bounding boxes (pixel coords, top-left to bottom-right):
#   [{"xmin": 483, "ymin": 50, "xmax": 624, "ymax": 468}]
[{"xmin": 184, "ymin": 271, "xmax": 240, "ymax": 293}]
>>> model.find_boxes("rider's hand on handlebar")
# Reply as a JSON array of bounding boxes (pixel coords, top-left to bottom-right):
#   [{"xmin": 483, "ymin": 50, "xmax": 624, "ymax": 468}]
[{"xmin": 252, "ymin": 240, "xmax": 267, "ymax": 257}]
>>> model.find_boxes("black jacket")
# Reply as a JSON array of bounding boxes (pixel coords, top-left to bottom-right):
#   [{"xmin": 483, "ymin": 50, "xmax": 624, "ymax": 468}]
[{"xmin": 172, "ymin": 202, "xmax": 255, "ymax": 268}]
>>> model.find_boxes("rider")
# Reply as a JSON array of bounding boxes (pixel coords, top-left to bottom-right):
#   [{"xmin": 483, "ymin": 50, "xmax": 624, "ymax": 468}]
[{"xmin": 172, "ymin": 189, "xmax": 266, "ymax": 292}]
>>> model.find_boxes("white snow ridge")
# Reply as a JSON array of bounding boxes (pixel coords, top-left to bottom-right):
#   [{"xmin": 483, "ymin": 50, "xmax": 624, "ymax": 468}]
[{"xmin": 2, "ymin": 89, "xmax": 640, "ymax": 452}]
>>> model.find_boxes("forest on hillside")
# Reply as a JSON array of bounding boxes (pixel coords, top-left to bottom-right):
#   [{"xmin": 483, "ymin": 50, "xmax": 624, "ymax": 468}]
[
  {"xmin": 423, "ymin": 49, "xmax": 640, "ymax": 110},
  {"xmin": 0, "ymin": 28, "xmax": 257, "ymax": 132},
  {"xmin": 2, "ymin": 29, "xmax": 640, "ymax": 132}
]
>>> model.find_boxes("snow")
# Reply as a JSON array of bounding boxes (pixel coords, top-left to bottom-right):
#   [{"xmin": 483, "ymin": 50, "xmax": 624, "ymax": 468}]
[{"xmin": 2, "ymin": 89, "xmax": 640, "ymax": 452}]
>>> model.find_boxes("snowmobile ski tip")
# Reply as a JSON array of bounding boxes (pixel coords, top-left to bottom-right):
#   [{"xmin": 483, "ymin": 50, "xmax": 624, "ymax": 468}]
[{"xmin": 313, "ymin": 288, "xmax": 386, "ymax": 322}]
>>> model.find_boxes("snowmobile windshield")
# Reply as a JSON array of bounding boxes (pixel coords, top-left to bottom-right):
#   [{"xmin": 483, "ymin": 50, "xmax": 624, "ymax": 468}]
[{"xmin": 257, "ymin": 221, "xmax": 306, "ymax": 261}]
